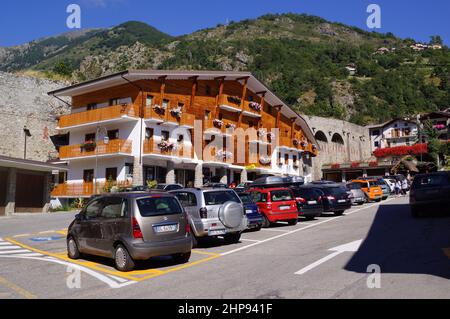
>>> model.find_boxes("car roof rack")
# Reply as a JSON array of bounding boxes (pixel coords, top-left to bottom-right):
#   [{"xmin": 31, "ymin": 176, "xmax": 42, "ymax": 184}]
[{"xmin": 251, "ymin": 176, "xmax": 304, "ymax": 188}]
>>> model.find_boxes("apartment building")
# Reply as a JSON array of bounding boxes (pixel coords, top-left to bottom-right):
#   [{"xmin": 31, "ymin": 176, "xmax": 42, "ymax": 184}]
[
  {"xmin": 368, "ymin": 118, "xmax": 418, "ymax": 153},
  {"xmin": 48, "ymin": 70, "xmax": 318, "ymax": 199}
]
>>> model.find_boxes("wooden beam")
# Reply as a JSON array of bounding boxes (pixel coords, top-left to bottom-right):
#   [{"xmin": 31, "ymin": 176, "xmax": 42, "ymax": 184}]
[
  {"xmin": 214, "ymin": 77, "xmax": 225, "ymax": 119},
  {"xmin": 290, "ymin": 117, "xmax": 296, "ymax": 139},
  {"xmin": 190, "ymin": 77, "xmax": 198, "ymax": 109},
  {"xmin": 159, "ymin": 77, "xmax": 167, "ymax": 121},
  {"xmin": 274, "ymin": 105, "xmax": 283, "ymax": 129},
  {"xmin": 238, "ymin": 78, "xmax": 248, "ymax": 127}
]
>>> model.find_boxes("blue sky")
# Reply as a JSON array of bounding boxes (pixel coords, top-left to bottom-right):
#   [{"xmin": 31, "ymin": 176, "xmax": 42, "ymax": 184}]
[{"xmin": 1, "ymin": 0, "xmax": 449, "ymax": 46}]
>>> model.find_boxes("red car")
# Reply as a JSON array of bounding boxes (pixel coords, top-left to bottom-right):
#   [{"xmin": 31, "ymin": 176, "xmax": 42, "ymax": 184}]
[{"xmin": 249, "ymin": 187, "xmax": 299, "ymax": 227}]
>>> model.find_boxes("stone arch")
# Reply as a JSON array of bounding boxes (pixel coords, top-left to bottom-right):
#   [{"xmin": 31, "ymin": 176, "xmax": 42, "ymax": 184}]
[
  {"xmin": 315, "ymin": 130, "xmax": 328, "ymax": 143},
  {"xmin": 331, "ymin": 133, "xmax": 345, "ymax": 145}
]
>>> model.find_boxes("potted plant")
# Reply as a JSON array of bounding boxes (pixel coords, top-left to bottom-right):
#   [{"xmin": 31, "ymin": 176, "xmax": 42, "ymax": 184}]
[
  {"xmin": 158, "ymin": 140, "xmax": 175, "ymax": 152},
  {"xmin": 257, "ymin": 128, "xmax": 267, "ymax": 137},
  {"xmin": 249, "ymin": 102, "xmax": 262, "ymax": 112},
  {"xmin": 153, "ymin": 104, "xmax": 166, "ymax": 115},
  {"xmin": 227, "ymin": 96, "xmax": 242, "ymax": 105},
  {"xmin": 81, "ymin": 140, "xmax": 96, "ymax": 151},
  {"xmin": 216, "ymin": 150, "xmax": 233, "ymax": 160},
  {"xmin": 170, "ymin": 107, "xmax": 183, "ymax": 118},
  {"xmin": 226, "ymin": 123, "xmax": 236, "ymax": 130},
  {"xmin": 259, "ymin": 155, "xmax": 271, "ymax": 165},
  {"xmin": 293, "ymin": 139, "xmax": 300, "ymax": 147},
  {"xmin": 213, "ymin": 119, "xmax": 224, "ymax": 128}
]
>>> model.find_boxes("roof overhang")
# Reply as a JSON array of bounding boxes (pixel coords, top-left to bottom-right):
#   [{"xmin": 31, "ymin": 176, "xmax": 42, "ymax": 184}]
[
  {"xmin": 0, "ymin": 156, "xmax": 68, "ymax": 173},
  {"xmin": 48, "ymin": 70, "xmax": 317, "ymax": 145}
]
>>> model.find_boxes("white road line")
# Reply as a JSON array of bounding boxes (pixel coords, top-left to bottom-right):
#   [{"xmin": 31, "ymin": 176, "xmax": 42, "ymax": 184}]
[
  {"xmin": 13, "ymin": 234, "xmax": 31, "ymax": 238},
  {"xmin": 38, "ymin": 231, "xmax": 56, "ymax": 234},
  {"xmin": 10, "ymin": 253, "xmax": 43, "ymax": 257},
  {"xmin": 0, "ymin": 250, "xmax": 31, "ymax": 255},
  {"xmin": 221, "ymin": 198, "xmax": 396, "ymax": 257},
  {"xmin": 0, "ymin": 246, "xmax": 23, "ymax": 251},
  {"xmin": 107, "ymin": 275, "xmax": 130, "ymax": 283},
  {"xmin": 295, "ymin": 251, "xmax": 342, "ymax": 275},
  {"xmin": 0, "ymin": 242, "xmax": 14, "ymax": 246}
]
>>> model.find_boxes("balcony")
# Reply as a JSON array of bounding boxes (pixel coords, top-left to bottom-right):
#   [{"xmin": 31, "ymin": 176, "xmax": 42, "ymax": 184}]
[
  {"xmin": 51, "ymin": 181, "xmax": 132, "ymax": 198},
  {"xmin": 144, "ymin": 105, "xmax": 166, "ymax": 123},
  {"xmin": 59, "ymin": 139, "xmax": 133, "ymax": 160},
  {"xmin": 242, "ymin": 100, "xmax": 262, "ymax": 118},
  {"xmin": 204, "ymin": 119, "xmax": 232, "ymax": 136},
  {"xmin": 58, "ymin": 104, "xmax": 139, "ymax": 129},
  {"xmin": 143, "ymin": 139, "xmax": 195, "ymax": 161},
  {"xmin": 165, "ymin": 110, "xmax": 195, "ymax": 128},
  {"xmin": 218, "ymin": 94, "xmax": 243, "ymax": 113}
]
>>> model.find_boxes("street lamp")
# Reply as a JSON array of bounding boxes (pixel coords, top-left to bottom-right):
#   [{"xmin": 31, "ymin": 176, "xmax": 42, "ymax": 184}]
[
  {"xmin": 94, "ymin": 126, "xmax": 109, "ymax": 194},
  {"xmin": 23, "ymin": 126, "xmax": 32, "ymax": 159}
]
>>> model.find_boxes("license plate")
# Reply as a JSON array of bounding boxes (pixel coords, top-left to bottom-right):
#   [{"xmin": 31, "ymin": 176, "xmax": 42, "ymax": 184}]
[
  {"xmin": 338, "ymin": 199, "xmax": 346, "ymax": 203},
  {"xmin": 246, "ymin": 209, "xmax": 253, "ymax": 215},
  {"xmin": 209, "ymin": 229, "xmax": 226, "ymax": 236},
  {"xmin": 154, "ymin": 224, "xmax": 178, "ymax": 233},
  {"xmin": 307, "ymin": 201, "xmax": 317, "ymax": 205},
  {"xmin": 279, "ymin": 205, "xmax": 290, "ymax": 210}
]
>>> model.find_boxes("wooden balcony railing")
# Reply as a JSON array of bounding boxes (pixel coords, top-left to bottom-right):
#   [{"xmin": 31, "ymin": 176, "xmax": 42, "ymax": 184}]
[
  {"xmin": 279, "ymin": 136, "xmax": 293, "ymax": 148},
  {"xmin": 166, "ymin": 111, "xmax": 195, "ymax": 127},
  {"xmin": 243, "ymin": 100, "xmax": 262, "ymax": 116},
  {"xmin": 58, "ymin": 104, "xmax": 139, "ymax": 128},
  {"xmin": 51, "ymin": 181, "xmax": 132, "ymax": 197},
  {"xmin": 59, "ymin": 139, "xmax": 132, "ymax": 159},
  {"xmin": 204, "ymin": 119, "xmax": 227, "ymax": 134},
  {"xmin": 143, "ymin": 139, "xmax": 194, "ymax": 159},
  {"xmin": 218, "ymin": 94, "xmax": 242, "ymax": 110}
]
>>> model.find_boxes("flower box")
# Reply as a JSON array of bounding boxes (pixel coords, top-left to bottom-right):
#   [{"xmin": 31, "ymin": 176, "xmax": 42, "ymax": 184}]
[
  {"xmin": 259, "ymin": 155, "xmax": 271, "ymax": 165},
  {"xmin": 227, "ymin": 96, "xmax": 242, "ymax": 105},
  {"xmin": 369, "ymin": 161, "xmax": 378, "ymax": 167},
  {"xmin": 331, "ymin": 164, "xmax": 340, "ymax": 169},
  {"xmin": 350, "ymin": 162, "xmax": 360, "ymax": 168},
  {"xmin": 293, "ymin": 139, "xmax": 300, "ymax": 147},
  {"xmin": 81, "ymin": 141, "xmax": 96, "ymax": 151},
  {"xmin": 216, "ymin": 150, "xmax": 233, "ymax": 160},
  {"xmin": 257, "ymin": 128, "xmax": 267, "ymax": 137},
  {"xmin": 249, "ymin": 102, "xmax": 262, "ymax": 112},
  {"xmin": 373, "ymin": 143, "xmax": 428, "ymax": 158},
  {"xmin": 153, "ymin": 104, "xmax": 166, "ymax": 115},
  {"xmin": 213, "ymin": 119, "xmax": 224, "ymax": 128},
  {"xmin": 226, "ymin": 123, "xmax": 236, "ymax": 130},
  {"xmin": 158, "ymin": 140, "xmax": 175, "ymax": 152},
  {"xmin": 170, "ymin": 107, "xmax": 183, "ymax": 118}
]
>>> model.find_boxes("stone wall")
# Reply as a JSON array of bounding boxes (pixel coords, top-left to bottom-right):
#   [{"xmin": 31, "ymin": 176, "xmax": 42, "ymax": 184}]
[
  {"xmin": 303, "ymin": 115, "xmax": 371, "ymax": 180},
  {"xmin": 0, "ymin": 72, "xmax": 69, "ymax": 161}
]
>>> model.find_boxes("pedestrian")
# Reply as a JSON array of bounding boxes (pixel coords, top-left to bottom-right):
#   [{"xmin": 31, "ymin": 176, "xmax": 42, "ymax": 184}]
[
  {"xmin": 395, "ymin": 180, "xmax": 401, "ymax": 196},
  {"xmin": 401, "ymin": 178, "xmax": 408, "ymax": 195}
]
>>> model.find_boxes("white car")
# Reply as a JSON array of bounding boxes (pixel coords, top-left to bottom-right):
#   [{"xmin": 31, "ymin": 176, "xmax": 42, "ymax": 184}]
[{"xmin": 383, "ymin": 178, "xmax": 396, "ymax": 193}]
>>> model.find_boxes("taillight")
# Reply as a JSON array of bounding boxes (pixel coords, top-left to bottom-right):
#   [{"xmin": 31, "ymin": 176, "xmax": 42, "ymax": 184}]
[
  {"xmin": 296, "ymin": 197, "xmax": 306, "ymax": 204},
  {"xmin": 199, "ymin": 207, "xmax": 208, "ymax": 219},
  {"xmin": 318, "ymin": 196, "xmax": 322, "ymax": 202},
  {"xmin": 132, "ymin": 217, "xmax": 143, "ymax": 239}
]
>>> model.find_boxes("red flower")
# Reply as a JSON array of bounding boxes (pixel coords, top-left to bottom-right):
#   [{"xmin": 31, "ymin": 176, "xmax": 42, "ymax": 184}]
[
  {"xmin": 351, "ymin": 162, "xmax": 360, "ymax": 168},
  {"xmin": 331, "ymin": 164, "xmax": 340, "ymax": 169},
  {"xmin": 369, "ymin": 161, "xmax": 378, "ymax": 167},
  {"xmin": 373, "ymin": 143, "xmax": 428, "ymax": 158}
]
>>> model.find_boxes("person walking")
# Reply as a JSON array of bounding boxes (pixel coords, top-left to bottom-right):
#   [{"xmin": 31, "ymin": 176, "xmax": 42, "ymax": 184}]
[
  {"xmin": 395, "ymin": 180, "xmax": 401, "ymax": 196},
  {"xmin": 401, "ymin": 178, "xmax": 408, "ymax": 196}
]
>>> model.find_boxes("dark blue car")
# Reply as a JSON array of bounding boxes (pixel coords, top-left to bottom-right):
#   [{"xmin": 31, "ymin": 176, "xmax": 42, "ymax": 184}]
[{"xmin": 237, "ymin": 192, "xmax": 263, "ymax": 231}]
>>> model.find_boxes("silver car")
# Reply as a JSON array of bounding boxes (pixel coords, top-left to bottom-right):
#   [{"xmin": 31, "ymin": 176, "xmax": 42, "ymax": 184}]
[
  {"xmin": 170, "ymin": 188, "xmax": 248, "ymax": 246},
  {"xmin": 346, "ymin": 182, "xmax": 366, "ymax": 205}
]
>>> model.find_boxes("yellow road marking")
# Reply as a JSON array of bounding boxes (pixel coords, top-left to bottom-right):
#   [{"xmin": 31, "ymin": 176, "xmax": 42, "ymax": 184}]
[
  {"xmin": 56, "ymin": 230, "xmax": 68, "ymax": 236},
  {"xmin": 4, "ymin": 237, "xmax": 221, "ymax": 282},
  {"xmin": 0, "ymin": 275, "xmax": 37, "ymax": 299}
]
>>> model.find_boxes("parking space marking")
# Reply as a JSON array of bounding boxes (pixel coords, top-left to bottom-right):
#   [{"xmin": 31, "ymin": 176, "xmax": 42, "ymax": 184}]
[
  {"xmin": 221, "ymin": 198, "xmax": 396, "ymax": 257},
  {"xmin": 0, "ymin": 275, "xmax": 37, "ymax": 299},
  {"xmin": 260, "ymin": 228, "xmax": 290, "ymax": 233},
  {"xmin": 240, "ymin": 239, "xmax": 262, "ymax": 243}
]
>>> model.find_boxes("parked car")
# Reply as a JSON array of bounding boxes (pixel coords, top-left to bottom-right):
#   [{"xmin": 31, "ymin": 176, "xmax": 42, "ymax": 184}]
[
  {"xmin": 384, "ymin": 178, "xmax": 396, "ymax": 193},
  {"xmin": 248, "ymin": 187, "xmax": 299, "ymax": 227},
  {"xmin": 155, "ymin": 184, "xmax": 184, "ymax": 191},
  {"xmin": 170, "ymin": 188, "xmax": 247, "ymax": 246},
  {"xmin": 311, "ymin": 184, "xmax": 352, "ymax": 216},
  {"xmin": 236, "ymin": 191, "xmax": 264, "ymax": 231},
  {"xmin": 351, "ymin": 179, "xmax": 383, "ymax": 202},
  {"xmin": 290, "ymin": 186, "xmax": 324, "ymax": 220},
  {"xmin": 203, "ymin": 183, "xmax": 228, "ymax": 189},
  {"xmin": 346, "ymin": 182, "xmax": 366, "ymax": 205},
  {"xmin": 410, "ymin": 172, "xmax": 450, "ymax": 217},
  {"xmin": 66, "ymin": 192, "xmax": 192, "ymax": 272},
  {"xmin": 376, "ymin": 179, "xmax": 391, "ymax": 200}
]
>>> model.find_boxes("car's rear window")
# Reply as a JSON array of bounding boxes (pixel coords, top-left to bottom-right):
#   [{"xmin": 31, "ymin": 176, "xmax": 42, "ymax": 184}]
[
  {"xmin": 291, "ymin": 188, "xmax": 317, "ymax": 198},
  {"xmin": 204, "ymin": 191, "xmax": 241, "ymax": 205},
  {"xmin": 347, "ymin": 183, "xmax": 361, "ymax": 190},
  {"xmin": 238, "ymin": 193, "xmax": 254, "ymax": 204},
  {"xmin": 137, "ymin": 197, "xmax": 182, "ymax": 217},
  {"xmin": 369, "ymin": 181, "xmax": 379, "ymax": 187},
  {"xmin": 412, "ymin": 174, "xmax": 449, "ymax": 189},
  {"xmin": 270, "ymin": 190, "xmax": 293, "ymax": 202},
  {"xmin": 322, "ymin": 187, "xmax": 346, "ymax": 196}
]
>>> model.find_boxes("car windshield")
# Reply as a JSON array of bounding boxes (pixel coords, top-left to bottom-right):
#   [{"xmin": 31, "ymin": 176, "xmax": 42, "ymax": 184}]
[
  {"xmin": 204, "ymin": 191, "xmax": 241, "ymax": 205},
  {"xmin": 238, "ymin": 193, "xmax": 254, "ymax": 204},
  {"xmin": 137, "ymin": 197, "xmax": 182, "ymax": 217},
  {"xmin": 271, "ymin": 190, "xmax": 293, "ymax": 202},
  {"xmin": 413, "ymin": 174, "xmax": 449, "ymax": 189},
  {"xmin": 347, "ymin": 183, "xmax": 361, "ymax": 190}
]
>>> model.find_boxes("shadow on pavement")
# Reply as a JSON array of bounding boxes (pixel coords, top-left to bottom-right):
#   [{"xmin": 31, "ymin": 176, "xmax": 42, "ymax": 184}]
[{"xmin": 345, "ymin": 203, "xmax": 450, "ymax": 279}]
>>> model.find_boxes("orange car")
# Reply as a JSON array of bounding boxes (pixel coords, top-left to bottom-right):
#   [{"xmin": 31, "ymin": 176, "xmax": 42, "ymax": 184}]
[{"xmin": 351, "ymin": 179, "xmax": 383, "ymax": 202}]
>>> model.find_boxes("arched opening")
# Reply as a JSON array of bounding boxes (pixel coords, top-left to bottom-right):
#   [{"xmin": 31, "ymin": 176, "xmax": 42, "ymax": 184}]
[
  {"xmin": 331, "ymin": 133, "xmax": 345, "ymax": 145},
  {"xmin": 315, "ymin": 131, "xmax": 328, "ymax": 143}
]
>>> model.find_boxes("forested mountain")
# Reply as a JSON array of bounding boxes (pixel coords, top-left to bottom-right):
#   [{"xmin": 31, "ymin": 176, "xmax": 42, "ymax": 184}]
[{"xmin": 1, "ymin": 13, "xmax": 449, "ymax": 125}]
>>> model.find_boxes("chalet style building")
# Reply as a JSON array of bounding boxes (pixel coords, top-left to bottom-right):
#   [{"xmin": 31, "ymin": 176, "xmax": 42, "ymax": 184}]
[{"xmin": 48, "ymin": 70, "xmax": 318, "ymax": 199}]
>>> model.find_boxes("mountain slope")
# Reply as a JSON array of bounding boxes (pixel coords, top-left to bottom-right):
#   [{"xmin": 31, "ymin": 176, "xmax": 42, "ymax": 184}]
[{"xmin": 1, "ymin": 13, "xmax": 449, "ymax": 125}]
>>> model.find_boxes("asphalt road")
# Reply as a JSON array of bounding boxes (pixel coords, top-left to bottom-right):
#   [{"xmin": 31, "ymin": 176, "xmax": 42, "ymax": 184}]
[{"xmin": 0, "ymin": 196, "xmax": 449, "ymax": 299}]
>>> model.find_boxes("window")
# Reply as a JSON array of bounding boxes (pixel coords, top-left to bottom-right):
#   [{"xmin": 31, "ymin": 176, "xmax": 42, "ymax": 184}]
[
  {"xmin": 145, "ymin": 128, "xmax": 154, "ymax": 140},
  {"xmin": 101, "ymin": 197, "xmax": 127, "ymax": 219},
  {"xmin": 85, "ymin": 133, "xmax": 96, "ymax": 142},
  {"xmin": 87, "ymin": 103, "xmax": 97, "ymax": 111},
  {"xmin": 161, "ymin": 131, "xmax": 170, "ymax": 141},
  {"xmin": 83, "ymin": 169, "xmax": 94, "ymax": 183},
  {"xmin": 137, "ymin": 197, "xmax": 183, "ymax": 217},
  {"xmin": 374, "ymin": 141, "xmax": 379, "ymax": 148},
  {"xmin": 238, "ymin": 193, "xmax": 254, "ymax": 204},
  {"xmin": 84, "ymin": 199, "xmax": 102, "ymax": 219},
  {"xmin": 162, "ymin": 99, "xmax": 169, "ymax": 109},
  {"xmin": 110, "ymin": 98, "xmax": 120, "ymax": 106},
  {"xmin": 284, "ymin": 154, "xmax": 289, "ymax": 164},
  {"xmin": 173, "ymin": 192, "xmax": 197, "ymax": 207},
  {"xmin": 205, "ymin": 85, "xmax": 211, "ymax": 96},
  {"xmin": 204, "ymin": 110, "xmax": 211, "ymax": 120},
  {"xmin": 270, "ymin": 190, "xmax": 293, "ymax": 202},
  {"xmin": 203, "ymin": 191, "xmax": 241, "ymax": 205},
  {"xmin": 125, "ymin": 163, "xmax": 134, "ymax": 178},
  {"xmin": 107, "ymin": 130, "xmax": 119, "ymax": 141},
  {"xmin": 146, "ymin": 95, "xmax": 154, "ymax": 107},
  {"xmin": 105, "ymin": 168, "xmax": 117, "ymax": 181},
  {"xmin": 371, "ymin": 130, "xmax": 380, "ymax": 136},
  {"xmin": 251, "ymin": 192, "xmax": 267, "ymax": 203}
]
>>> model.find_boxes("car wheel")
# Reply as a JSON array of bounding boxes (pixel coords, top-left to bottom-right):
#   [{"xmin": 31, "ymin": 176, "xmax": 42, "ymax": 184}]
[
  {"xmin": 334, "ymin": 210, "xmax": 344, "ymax": 216},
  {"xmin": 173, "ymin": 252, "xmax": 191, "ymax": 264},
  {"xmin": 224, "ymin": 232, "xmax": 241, "ymax": 244},
  {"xmin": 288, "ymin": 219, "xmax": 298, "ymax": 225},
  {"xmin": 67, "ymin": 237, "xmax": 80, "ymax": 260},
  {"xmin": 114, "ymin": 244, "xmax": 135, "ymax": 272},
  {"xmin": 253, "ymin": 225, "xmax": 262, "ymax": 232},
  {"xmin": 262, "ymin": 215, "xmax": 272, "ymax": 228},
  {"xmin": 191, "ymin": 234, "xmax": 202, "ymax": 248}
]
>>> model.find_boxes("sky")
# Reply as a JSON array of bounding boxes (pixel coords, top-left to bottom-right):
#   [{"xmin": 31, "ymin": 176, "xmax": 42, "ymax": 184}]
[{"xmin": 0, "ymin": 0, "xmax": 449, "ymax": 46}]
